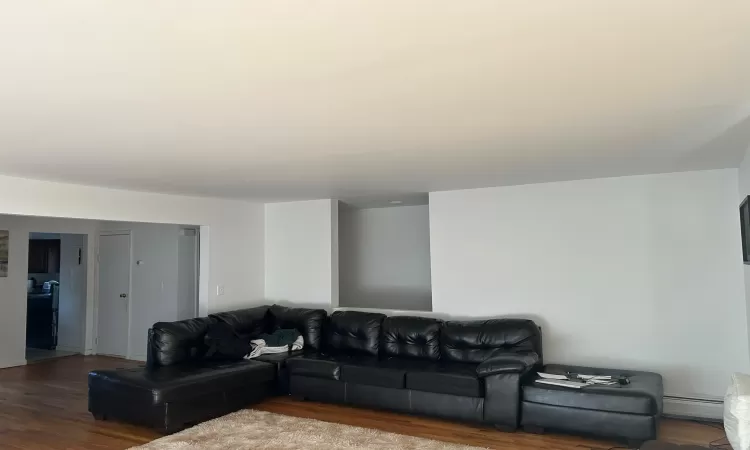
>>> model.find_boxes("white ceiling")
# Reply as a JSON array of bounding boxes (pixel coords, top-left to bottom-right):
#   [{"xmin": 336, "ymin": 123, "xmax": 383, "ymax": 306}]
[{"xmin": 1, "ymin": 1, "xmax": 749, "ymax": 201}]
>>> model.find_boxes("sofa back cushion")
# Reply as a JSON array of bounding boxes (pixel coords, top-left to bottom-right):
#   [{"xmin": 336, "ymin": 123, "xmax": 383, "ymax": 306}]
[
  {"xmin": 269, "ymin": 305, "xmax": 327, "ymax": 351},
  {"xmin": 148, "ymin": 317, "xmax": 213, "ymax": 367},
  {"xmin": 209, "ymin": 305, "xmax": 270, "ymax": 338},
  {"xmin": 203, "ymin": 321, "xmax": 252, "ymax": 361},
  {"xmin": 326, "ymin": 311, "xmax": 386, "ymax": 356},
  {"xmin": 441, "ymin": 319, "xmax": 542, "ymax": 364},
  {"xmin": 381, "ymin": 316, "xmax": 442, "ymax": 361}
]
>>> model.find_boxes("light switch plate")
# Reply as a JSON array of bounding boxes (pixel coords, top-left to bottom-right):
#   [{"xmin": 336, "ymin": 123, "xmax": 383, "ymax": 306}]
[{"xmin": 217, "ymin": 285, "xmax": 225, "ymax": 296}]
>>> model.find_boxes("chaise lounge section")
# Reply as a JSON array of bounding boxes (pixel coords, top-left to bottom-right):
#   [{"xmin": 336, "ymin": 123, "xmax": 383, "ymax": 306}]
[{"xmin": 88, "ymin": 305, "xmax": 325, "ymax": 432}]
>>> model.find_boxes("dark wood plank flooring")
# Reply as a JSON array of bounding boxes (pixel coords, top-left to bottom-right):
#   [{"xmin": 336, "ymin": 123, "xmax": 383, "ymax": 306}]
[{"xmin": 0, "ymin": 356, "xmax": 728, "ymax": 449}]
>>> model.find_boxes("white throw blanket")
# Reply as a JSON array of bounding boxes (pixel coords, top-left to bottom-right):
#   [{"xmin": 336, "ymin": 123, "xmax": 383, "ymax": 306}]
[{"xmin": 245, "ymin": 335, "xmax": 304, "ymax": 359}]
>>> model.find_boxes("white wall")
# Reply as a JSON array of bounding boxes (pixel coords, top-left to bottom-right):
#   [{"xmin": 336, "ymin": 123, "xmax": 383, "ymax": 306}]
[
  {"xmin": 339, "ymin": 205, "xmax": 432, "ymax": 311},
  {"xmin": 100, "ymin": 222, "xmax": 182, "ymax": 360},
  {"xmin": 57, "ymin": 233, "xmax": 87, "ymax": 352},
  {"xmin": 0, "ymin": 174, "xmax": 265, "ymax": 311},
  {"xmin": 0, "ymin": 217, "xmax": 34, "ymax": 367},
  {"xmin": 331, "ymin": 203, "xmax": 339, "ymax": 309},
  {"xmin": 0, "ymin": 174, "xmax": 264, "ymax": 369},
  {"xmin": 265, "ymin": 200, "xmax": 338, "ymax": 308},
  {"xmin": 737, "ymin": 146, "xmax": 750, "ymax": 359},
  {"xmin": 430, "ymin": 169, "xmax": 749, "ymax": 400},
  {"xmin": 0, "ymin": 215, "xmax": 98, "ymax": 368},
  {"xmin": 97, "ymin": 223, "xmax": 198, "ymax": 360}
]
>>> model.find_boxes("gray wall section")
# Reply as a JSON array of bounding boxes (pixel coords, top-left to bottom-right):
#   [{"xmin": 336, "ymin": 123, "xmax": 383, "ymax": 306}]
[{"xmin": 339, "ymin": 205, "xmax": 432, "ymax": 311}]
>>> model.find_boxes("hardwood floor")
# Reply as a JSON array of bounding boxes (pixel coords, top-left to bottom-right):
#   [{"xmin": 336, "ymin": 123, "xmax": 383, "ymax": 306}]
[
  {"xmin": 0, "ymin": 356, "xmax": 728, "ymax": 449},
  {"xmin": 0, "ymin": 355, "xmax": 160, "ymax": 449}
]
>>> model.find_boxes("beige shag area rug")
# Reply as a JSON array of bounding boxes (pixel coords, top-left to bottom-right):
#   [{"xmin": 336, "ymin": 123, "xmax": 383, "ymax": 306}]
[{"xmin": 132, "ymin": 409, "xmax": 487, "ymax": 450}]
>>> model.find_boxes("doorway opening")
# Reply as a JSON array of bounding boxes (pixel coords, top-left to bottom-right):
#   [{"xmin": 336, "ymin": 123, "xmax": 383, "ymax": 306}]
[
  {"xmin": 338, "ymin": 194, "xmax": 433, "ymax": 312},
  {"xmin": 26, "ymin": 232, "xmax": 88, "ymax": 363},
  {"xmin": 96, "ymin": 224, "xmax": 200, "ymax": 360}
]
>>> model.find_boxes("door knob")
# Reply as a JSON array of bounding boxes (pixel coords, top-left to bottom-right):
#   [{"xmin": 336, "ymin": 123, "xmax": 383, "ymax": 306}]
[{"xmin": 120, "ymin": 294, "xmax": 127, "ymax": 298}]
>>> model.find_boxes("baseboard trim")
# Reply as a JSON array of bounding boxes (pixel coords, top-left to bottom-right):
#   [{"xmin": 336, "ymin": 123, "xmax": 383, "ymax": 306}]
[
  {"xmin": 2, "ymin": 359, "xmax": 28, "ymax": 369},
  {"xmin": 663, "ymin": 395, "xmax": 724, "ymax": 421},
  {"xmin": 55, "ymin": 346, "xmax": 83, "ymax": 353}
]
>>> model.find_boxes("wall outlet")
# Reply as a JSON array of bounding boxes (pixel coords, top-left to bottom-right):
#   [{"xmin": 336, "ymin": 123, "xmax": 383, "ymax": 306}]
[{"xmin": 216, "ymin": 285, "xmax": 225, "ymax": 296}]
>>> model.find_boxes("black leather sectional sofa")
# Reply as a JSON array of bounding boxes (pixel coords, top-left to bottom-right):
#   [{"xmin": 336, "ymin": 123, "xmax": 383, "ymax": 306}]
[
  {"xmin": 89, "ymin": 304, "xmax": 662, "ymax": 444},
  {"xmin": 89, "ymin": 304, "xmax": 541, "ymax": 432}
]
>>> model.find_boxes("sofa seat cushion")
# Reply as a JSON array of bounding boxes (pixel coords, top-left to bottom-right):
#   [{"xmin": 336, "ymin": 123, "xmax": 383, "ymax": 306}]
[
  {"xmin": 339, "ymin": 358, "xmax": 407, "ymax": 389},
  {"xmin": 88, "ymin": 360, "xmax": 275, "ymax": 406},
  {"xmin": 523, "ymin": 364, "xmax": 663, "ymax": 415},
  {"xmin": 287, "ymin": 354, "xmax": 342, "ymax": 380},
  {"xmin": 254, "ymin": 350, "xmax": 305, "ymax": 372},
  {"xmin": 406, "ymin": 362, "xmax": 484, "ymax": 398}
]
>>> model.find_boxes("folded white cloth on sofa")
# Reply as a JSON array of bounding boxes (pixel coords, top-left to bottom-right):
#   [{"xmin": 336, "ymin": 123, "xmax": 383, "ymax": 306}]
[{"xmin": 245, "ymin": 335, "xmax": 304, "ymax": 359}]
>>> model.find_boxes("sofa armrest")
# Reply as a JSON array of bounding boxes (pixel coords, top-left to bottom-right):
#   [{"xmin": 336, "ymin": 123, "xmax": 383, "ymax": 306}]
[{"xmin": 476, "ymin": 352, "xmax": 539, "ymax": 378}]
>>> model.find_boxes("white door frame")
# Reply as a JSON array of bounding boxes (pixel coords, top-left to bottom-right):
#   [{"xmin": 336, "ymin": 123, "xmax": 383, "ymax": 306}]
[
  {"xmin": 95, "ymin": 230, "xmax": 133, "ymax": 358},
  {"xmin": 177, "ymin": 226, "xmax": 200, "ymax": 319},
  {"xmin": 198, "ymin": 225, "xmax": 209, "ymax": 318},
  {"xmin": 76, "ymin": 236, "xmax": 89, "ymax": 354},
  {"xmin": 188, "ymin": 227, "xmax": 200, "ymax": 318}
]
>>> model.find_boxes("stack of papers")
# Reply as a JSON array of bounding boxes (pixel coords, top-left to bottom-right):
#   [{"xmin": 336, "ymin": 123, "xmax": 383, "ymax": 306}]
[
  {"xmin": 538, "ymin": 373, "xmax": 568, "ymax": 380},
  {"xmin": 535, "ymin": 379, "xmax": 589, "ymax": 389},
  {"xmin": 579, "ymin": 374, "xmax": 617, "ymax": 385},
  {"xmin": 535, "ymin": 372, "xmax": 619, "ymax": 389}
]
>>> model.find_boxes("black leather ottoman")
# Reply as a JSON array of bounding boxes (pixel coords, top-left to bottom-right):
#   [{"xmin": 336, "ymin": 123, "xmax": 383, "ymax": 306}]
[
  {"xmin": 521, "ymin": 364, "xmax": 663, "ymax": 445},
  {"xmin": 89, "ymin": 360, "xmax": 276, "ymax": 433}
]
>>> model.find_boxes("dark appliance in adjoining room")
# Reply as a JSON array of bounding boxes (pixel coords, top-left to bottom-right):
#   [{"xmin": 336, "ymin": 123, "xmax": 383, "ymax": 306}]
[
  {"xmin": 26, "ymin": 282, "xmax": 60, "ymax": 350},
  {"xmin": 26, "ymin": 238, "xmax": 61, "ymax": 350}
]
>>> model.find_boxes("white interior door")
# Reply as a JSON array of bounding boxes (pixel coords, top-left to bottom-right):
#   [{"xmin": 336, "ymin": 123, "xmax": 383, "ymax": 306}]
[{"xmin": 97, "ymin": 233, "xmax": 131, "ymax": 358}]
